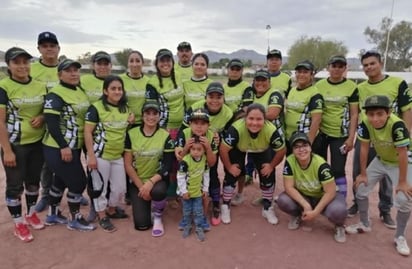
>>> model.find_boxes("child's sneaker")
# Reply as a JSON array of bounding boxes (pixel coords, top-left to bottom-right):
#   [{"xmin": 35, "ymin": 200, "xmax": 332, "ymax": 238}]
[
  {"xmin": 99, "ymin": 216, "xmax": 117, "ymax": 233},
  {"xmin": 394, "ymin": 236, "xmax": 410, "ymax": 256},
  {"xmin": 178, "ymin": 219, "xmax": 188, "ymax": 231},
  {"xmin": 195, "ymin": 228, "xmax": 205, "ymax": 242},
  {"xmin": 67, "ymin": 215, "xmax": 96, "ymax": 231},
  {"xmin": 230, "ymin": 193, "xmax": 244, "ymax": 206},
  {"xmin": 262, "ymin": 207, "xmax": 278, "ymax": 225},
  {"xmin": 14, "ymin": 223, "xmax": 34, "ymax": 242},
  {"xmin": 221, "ymin": 204, "xmax": 231, "ymax": 224},
  {"xmin": 201, "ymin": 216, "xmax": 211, "ymax": 232},
  {"xmin": 45, "ymin": 213, "xmax": 68, "ymax": 226},
  {"xmin": 25, "ymin": 213, "xmax": 45, "ymax": 230},
  {"xmin": 182, "ymin": 226, "xmax": 191, "ymax": 238},
  {"xmin": 345, "ymin": 222, "xmax": 372, "ymax": 234},
  {"xmin": 334, "ymin": 226, "xmax": 346, "ymax": 243},
  {"xmin": 211, "ymin": 207, "xmax": 221, "ymax": 226},
  {"xmin": 288, "ymin": 216, "xmax": 301, "ymax": 230}
]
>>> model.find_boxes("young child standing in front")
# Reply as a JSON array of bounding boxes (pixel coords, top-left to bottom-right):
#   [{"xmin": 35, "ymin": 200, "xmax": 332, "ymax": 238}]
[{"xmin": 177, "ymin": 138, "xmax": 210, "ymax": 241}]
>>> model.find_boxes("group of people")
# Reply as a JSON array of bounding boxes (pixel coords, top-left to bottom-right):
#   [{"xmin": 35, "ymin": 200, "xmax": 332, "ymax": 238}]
[{"xmin": 1, "ymin": 31, "xmax": 412, "ymax": 255}]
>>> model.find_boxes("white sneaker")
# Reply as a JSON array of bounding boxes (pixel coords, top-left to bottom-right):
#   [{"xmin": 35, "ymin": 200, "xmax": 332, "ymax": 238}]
[
  {"xmin": 394, "ymin": 236, "xmax": 410, "ymax": 256},
  {"xmin": 345, "ymin": 222, "xmax": 372, "ymax": 234},
  {"xmin": 231, "ymin": 193, "xmax": 244, "ymax": 206},
  {"xmin": 262, "ymin": 207, "xmax": 278, "ymax": 225},
  {"xmin": 221, "ymin": 204, "xmax": 231, "ymax": 224},
  {"xmin": 334, "ymin": 226, "xmax": 346, "ymax": 243},
  {"xmin": 288, "ymin": 216, "xmax": 301, "ymax": 230}
]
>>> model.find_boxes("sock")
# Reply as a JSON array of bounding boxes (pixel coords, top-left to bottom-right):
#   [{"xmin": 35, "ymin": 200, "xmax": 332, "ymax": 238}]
[
  {"xmin": 261, "ymin": 185, "xmax": 274, "ymax": 208},
  {"xmin": 395, "ymin": 211, "xmax": 411, "ymax": 238},
  {"xmin": 357, "ymin": 198, "xmax": 370, "ymax": 226},
  {"xmin": 25, "ymin": 191, "xmax": 39, "ymax": 216},
  {"xmin": 222, "ymin": 185, "xmax": 235, "ymax": 203},
  {"xmin": 6, "ymin": 197, "xmax": 22, "ymax": 219}
]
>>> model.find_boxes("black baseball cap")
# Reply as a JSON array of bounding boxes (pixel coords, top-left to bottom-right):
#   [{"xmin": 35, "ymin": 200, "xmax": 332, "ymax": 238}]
[
  {"xmin": 177, "ymin": 41, "xmax": 192, "ymax": 51},
  {"xmin": 328, "ymin": 55, "xmax": 347, "ymax": 65},
  {"xmin": 142, "ymin": 100, "xmax": 160, "ymax": 113},
  {"xmin": 362, "ymin": 95, "xmax": 390, "ymax": 109},
  {"xmin": 295, "ymin": 60, "xmax": 315, "ymax": 71},
  {"xmin": 254, "ymin": 69, "xmax": 270, "ymax": 79},
  {"xmin": 289, "ymin": 132, "xmax": 311, "ymax": 147},
  {"xmin": 5, "ymin": 47, "xmax": 33, "ymax": 63},
  {"xmin": 190, "ymin": 108, "xmax": 210, "ymax": 122},
  {"xmin": 267, "ymin": 49, "xmax": 282, "ymax": 59},
  {"xmin": 206, "ymin": 82, "xmax": 224, "ymax": 95},
  {"xmin": 156, "ymin": 48, "xmax": 173, "ymax": 60},
  {"xmin": 92, "ymin": 51, "xmax": 111, "ymax": 62},
  {"xmin": 227, "ymin": 58, "xmax": 243, "ymax": 68},
  {"xmin": 37, "ymin": 31, "xmax": 59, "ymax": 45},
  {"xmin": 57, "ymin": 59, "xmax": 81, "ymax": 72}
]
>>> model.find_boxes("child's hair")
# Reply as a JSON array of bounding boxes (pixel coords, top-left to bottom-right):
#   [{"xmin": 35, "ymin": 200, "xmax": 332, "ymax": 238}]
[
  {"xmin": 101, "ymin": 75, "xmax": 128, "ymax": 113},
  {"xmin": 192, "ymin": 134, "xmax": 201, "ymax": 143}
]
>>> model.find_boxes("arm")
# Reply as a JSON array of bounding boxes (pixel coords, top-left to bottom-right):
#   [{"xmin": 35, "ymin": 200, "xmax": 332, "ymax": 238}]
[
  {"xmin": 84, "ymin": 123, "xmax": 97, "ymax": 169},
  {"xmin": 355, "ymin": 140, "xmax": 370, "ymax": 188},
  {"xmin": 123, "ymin": 151, "xmax": 144, "ymax": 189},
  {"xmin": 395, "ymin": 146, "xmax": 412, "ymax": 196},
  {"xmin": 200, "ymin": 135, "xmax": 217, "ymax": 167},
  {"xmin": 303, "ymin": 181, "xmax": 336, "ymax": 221},
  {"xmin": 308, "ymin": 112, "xmax": 322, "ymax": 144},
  {"xmin": 284, "ymin": 178, "xmax": 312, "ymax": 212},
  {"xmin": 0, "ymin": 107, "xmax": 15, "ymax": 167},
  {"xmin": 344, "ymin": 103, "xmax": 359, "ymax": 152},
  {"xmin": 401, "ymin": 109, "xmax": 412, "ymax": 132}
]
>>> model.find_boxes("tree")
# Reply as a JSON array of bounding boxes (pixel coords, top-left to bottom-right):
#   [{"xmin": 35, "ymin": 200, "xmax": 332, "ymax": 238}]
[
  {"xmin": 115, "ymin": 48, "xmax": 133, "ymax": 68},
  {"xmin": 364, "ymin": 17, "xmax": 412, "ymax": 71},
  {"xmin": 77, "ymin": 52, "xmax": 92, "ymax": 64},
  {"xmin": 210, "ymin": 58, "xmax": 231, "ymax": 68},
  {"xmin": 287, "ymin": 36, "xmax": 348, "ymax": 71}
]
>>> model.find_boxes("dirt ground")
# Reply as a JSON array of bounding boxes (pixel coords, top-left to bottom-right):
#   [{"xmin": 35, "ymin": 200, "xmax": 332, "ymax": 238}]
[{"xmin": 0, "ymin": 151, "xmax": 411, "ymax": 269}]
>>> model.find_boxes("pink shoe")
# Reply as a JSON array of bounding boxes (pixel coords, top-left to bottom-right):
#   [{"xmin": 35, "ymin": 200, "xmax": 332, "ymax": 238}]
[
  {"xmin": 25, "ymin": 213, "xmax": 45, "ymax": 230},
  {"xmin": 211, "ymin": 207, "xmax": 221, "ymax": 226},
  {"xmin": 14, "ymin": 223, "xmax": 34, "ymax": 242}
]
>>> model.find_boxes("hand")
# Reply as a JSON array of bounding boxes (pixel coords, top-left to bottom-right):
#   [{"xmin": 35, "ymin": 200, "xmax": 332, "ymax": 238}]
[
  {"xmin": 127, "ymin": 113, "xmax": 135, "ymax": 124},
  {"xmin": 202, "ymin": 191, "xmax": 209, "ymax": 198},
  {"xmin": 228, "ymin": 164, "xmax": 241, "ymax": 177},
  {"xmin": 30, "ymin": 115, "xmax": 44, "ymax": 128},
  {"xmin": 260, "ymin": 163, "xmax": 273, "ymax": 178},
  {"xmin": 182, "ymin": 193, "xmax": 190, "ymax": 200},
  {"xmin": 213, "ymin": 132, "xmax": 220, "ymax": 147},
  {"xmin": 87, "ymin": 154, "xmax": 98, "ymax": 170},
  {"xmin": 138, "ymin": 181, "xmax": 153, "ymax": 201},
  {"xmin": 60, "ymin": 147, "xmax": 72, "ymax": 162},
  {"xmin": 199, "ymin": 136, "xmax": 212, "ymax": 152},
  {"xmin": 3, "ymin": 150, "xmax": 16, "ymax": 167},
  {"xmin": 175, "ymin": 148, "xmax": 184, "ymax": 161},
  {"xmin": 302, "ymin": 209, "xmax": 318, "ymax": 221},
  {"xmin": 396, "ymin": 182, "xmax": 412, "ymax": 198},
  {"xmin": 354, "ymin": 174, "xmax": 368, "ymax": 188},
  {"xmin": 344, "ymin": 138, "xmax": 354, "ymax": 152}
]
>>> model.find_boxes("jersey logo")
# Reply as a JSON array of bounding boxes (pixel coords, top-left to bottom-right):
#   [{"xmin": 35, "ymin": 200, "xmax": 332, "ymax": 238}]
[
  {"xmin": 320, "ymin": 168, "xmax": 332, "ymax": 180},
  {"xmin": 282, "ymin": 165, "xmax": 289, "ymax": 174},
  {"xmin": 315, "ymin": 99, "xmax": 323, "ymax": 109},
  {"xmin": 357, "ymin": 125, "xmax": 364, "ymax": 137},
  {"xmin": 85, "ymin": 112, "xmax": 91, "ymax": 120},
  {"xmin": 394, "ymin": 127, "xmax": 405, "ymax": 141},
  {"xmin": 224, "ymin": 134, "xmax": 235, "ymax": 145},
  {"xmin": 270, "ymin": 95, "xmax": 279, "ymax": 104},
  {"xmin": 44, "ymin": 99, "xmax": 53, "ymax": 109}
]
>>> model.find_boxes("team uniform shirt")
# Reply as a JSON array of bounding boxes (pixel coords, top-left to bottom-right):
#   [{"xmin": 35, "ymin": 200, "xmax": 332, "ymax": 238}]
[
  {"xmin": 43, "ymin": 83, "xmax": 90, "ymax": 149},
  {"xmin": 183, "ymin": 77, "xmax": 213, "ymax": 109},
  {"xmin": 124, "ymin": 126, "xmax": 175, "ymax": 183},
  {"xmin": 120, "ymin": 73, "xmax": 150, "ymax": 125},
  {"xmin": 146, "ymin": 76, "xmax": 184, "ymax": 129},
  {"xmin": 283, "ymin": 154, "xmax": 335, "ymax": 198},
  {"xmin": 85, "ymin": 100, "xmax": 130, "ymax": 160},
  {"xmin": 174, "ymin": 63, "xmax": 193, "ymax": 83},
  {"xmin": 176, "ymin": 128, "xmax": 219, "ymax": 154},
  {"xmin": 80, "ymin": 74, "xmax": 105, "ymax": 104},
  {"xmin": 357, "ymin": 114, "xmax": 410, "ymax": 166},
  {"xmin": 358, "ymin": 75, "xmax": 412, "ymax": 119},
  {"xmin": 285, "ymin": 85, "xmax": 323, "ymax": 139},
  {"xmin": 222, "ymin": 119, "xmax": 285, "ymax": 153},
  {"xmin": 177, "ymin": 154, "xmax": 210, "ymax": 198},
  {"xmin": 0, "ymin": 77, "xmax": 46, "ymax": 145},
  {"xmin": 224, "ymin": 81, "xmax": 251, "ymax": 112},
  {"xmin": 269, "ymin": 71, "xmax": 292, "ymax": 97},
  {"xmin": 316, "ymin": 78, "xmax": 359, "ymax": 138},
  {"xmin": 183, "ymin": 100, "xmax": 233, "ymax": 134},
  {"xmin": 31, "ymin": 60, "xmax": 59, "ymax": 91}
]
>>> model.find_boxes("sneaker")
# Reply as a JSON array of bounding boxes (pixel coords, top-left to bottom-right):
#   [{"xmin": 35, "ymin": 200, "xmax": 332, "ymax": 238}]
[
  {"xmin": 99, "ymin": 217, "xmax": 117, "ymax": 233},
  {"xmin": 80, "ymin": 196, "xmax": 89, "ymax": 206},
  {"xmin": 288, "ymin": 216, "xmax": 301, "ymax": 230},
  {"xmin": 245, "ymin": 174, "xmax": 253, "ymax": 186},
  {"xmin": 25, "ymin": 213, "xmax": 45, "ymax": 230},
  {"xmin": 45, "ymin": 213, "xmax": 68, "ymax": 226},
  {"xmin": 202, "ymin": 216, "xmax": 211, "ymax": 232},
  {"xmin": 221, "ymin": 204, "xmax": 231, "ymax": 224},
  {"xmin": 347, "ymin": 203, "xmax": 358, "ymax": 218},
  {"xmin": 251, "ymin": 197, "xmax": 263, "ymax": 207},
  {"xmin": 34, "ymin": 196, "xmax": 49, "ymax": 213},
  {"xmin": 380, "ymin": 213, "xmax": 396, "ymax": 229},
  {"xmin": 178, "ymin": 218, "xmax": 188, "ymax": 231},
  {"xmin": 195, "ymin": 228, "xmax": 205, "ymax": 242},
  {"xmin": 334, "ymin": 226, "xmax": 346, "ymax": 243},
  {"xmin": 67, "ymin": 215, "xmax": 96, "ymax": 231},
  {"xmin": 262, "ymin": 207, "xmax": 278, "ymax": 225},
  {"xmin": 230, "ymin": 193, "xmax": 244, "ymax": 206},
  {"xmin": 211, "ymin": 207, "xmax": 221, "ymax": 226},
  {"xmin": 345, "ymin": 222, "xmax": 372, "ymax": 234},
  {"xmin": 86, "ymin": 205, "xmax": 97, "ymax": 223},
  {"xmin": 394, "ymin": 236, "xmax": 411, "ymax": 256},
  {"xmin": 182, "ymin": 226, "xmax": 191, "ymax": 238},
  {"xmin": 14, "ymin": 223, "xmax": 34, "ymax": 242}
]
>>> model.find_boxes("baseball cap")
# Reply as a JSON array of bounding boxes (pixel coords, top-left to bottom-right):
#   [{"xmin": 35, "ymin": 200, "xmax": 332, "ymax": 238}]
[
  {"xmin": 227, "ymin": 58, "xmax": 243, "ymax": 68},
  {"xmin": 267, "ymin": 49, "xmax": 282, "ymax": 59},
  {"xmin": 206, "ymin": 82, "xmax": 224, "ymax": 95},
  {"xmin": 254, "ymin": 69, "xmax": 270, "ymax": 79},
  {"xmin": 92, "ymin": 51, "xmax": 111, "ymax": 62},
  {"xmin": 295, "ymin": 60, "xmax": 315, "ymax": 71},
  {"xmin": 37, "ymin": 31, "xmax": 59, "ymax": 45},
  {"xmin": 328, "ymin": 55, "xmax": 347, "ymax": 65},
  {"xmin": 190, "ymin": 108, "xmax": 210, "ymax": 122},
  {"xmin": 177, "ymin": 41, "xmax": 192, "ymax": 51},
  {"xmin": 142, "ymin": 100, "xmax": 160, "ymax": 113},
  {"xmin": 5, "ymin": 47, "xmax": 33, "ymax": 63},
  {"xmin": 57, "ymin": 59, "xmax": 81, "ymax": 72},
  {"xmin": 362, "ymin": 95, "xmax": 390, "ymax": 109},
  {"xmin": 156, "ymin": 48, "xmax": 173, "ymax": 60},
  {"xmin": 289, "ymin": 132, "xmax": 311, "ymax": 147}
]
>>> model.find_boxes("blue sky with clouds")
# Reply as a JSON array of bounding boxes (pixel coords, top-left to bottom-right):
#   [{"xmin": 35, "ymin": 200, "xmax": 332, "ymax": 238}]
[{"xmin": 0, "ymin": 0, "xmax": 410, "ymax": 60}]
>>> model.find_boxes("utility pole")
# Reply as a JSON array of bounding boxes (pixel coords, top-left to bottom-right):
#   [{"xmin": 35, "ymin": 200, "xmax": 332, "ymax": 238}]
[
  {"xmin": 266, "ymin": 24, "xmax": 271, "ymax": 52},
  {"xmin": 383, "ymin": 0, "xmax": 395, "ymax": 72}
]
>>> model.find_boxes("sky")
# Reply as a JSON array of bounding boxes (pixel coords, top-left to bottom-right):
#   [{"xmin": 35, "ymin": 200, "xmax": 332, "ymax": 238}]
[{"xmin": 0, "ymin": 0, "xmax": 410, "ymax": 61}]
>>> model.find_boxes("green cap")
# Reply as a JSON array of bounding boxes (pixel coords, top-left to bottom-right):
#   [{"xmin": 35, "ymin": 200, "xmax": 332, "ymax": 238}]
[
  {"xmin": 142, "ymin": 100, "xmax": 160, "ymax": 113},
  {"xmin": 206, "ymin": 82, "xmax": 224, "ymax": 95},
  {"xmin": 267, "ymin": 49, "xmax": 282, "ymax": 59},
  {"xmin": 362, "ymin": 95, "xmax": 390, "ymax": 109},
  {"xmin": 57, "ymin": 59, "xmax": 81, "ymax": 72},
  {"xmin": 156, "ymin": 48, "xmax": 173, "ymax": 59},
  {"xmin": 295, "ymin": 60, "xmax": 315, "ymax": 71},
  {"xmin": 289, "ymin": 132, "xmax": 311, "ymax": 147},
  {"xmin": 5, "ymin": 47, "xmax": 33, "ymax": 63},
  {"xmin": 92, "ymin": 51, "xmax": 111, "ymax": 62},
  {"xmin": 328, "ymin": 55, "xmax": 347, "ymax": 65},
  {"xmin": 254, "ymin": 69, "xmax": 270, "ymax": 79},
  {"xmin": 227, "ymin": 58, "xmax": 243, "ymax": 68}
]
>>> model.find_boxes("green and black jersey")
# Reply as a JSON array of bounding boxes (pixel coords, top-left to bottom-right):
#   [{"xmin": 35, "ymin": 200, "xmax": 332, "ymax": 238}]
[
  {"xmin": 0, "ymin": 77, "xmax": 46, "ymax": 145},
  {"xmin": 85, "ymin": 100, "xmax": 130, "ymax": 160},
  {"xmin": 120, "ymin": 73, "xmax": 150, "ymax": 125},
  {"xmin": 283, "ymin": 154, "xmax": 335, "ymax": 198},
  {"xmin": 175, "ymin": 128, "xmax": 218, "ymax": 154},
  {"xmin": 358, "ymin": 114, "xmax": 410, "ymax": 166},
  {"xmin": 43, "ymin": 83, "xmax": 90, "ymax": 149},
  {"xmin": 316, "ymin": 78, "xmax": 359, "ymax": 138},
  {"xmin": 183, "ymin": 100, "xmax": 233, "ymax": 134},
  {"xmin": 174, "ymin": 63, "xmax": 193, "ymax": 84},
  {"xmin": 31, "ymin": 60, "xmax": 59, "ymax": 91},
  {"xmin": 124, "ymin": 126, "xmax": 175, "ymax": 183},
  {"xmin": 80, "ymin": 74, "xmax": 105, "ymax": 104},
  {"xmin": 269, "ymin": 71, "xmax": 292, "ymax": 97},
  {"xmin": 222, "ymin": 119, "xmax": 285, "ymax": 153},
  {"xmin": 146, "ymin": 75, "xmax": 184, "ymax": 129},
  {"xmin": 224, "ymin": 80, "xmax": 251, "ymax": 113},
  {"xmin": 183, "ymin": 77, "xmax": 213, "ymax": 109},
  {"xmin": 285, "ymin": 85, "xmax": 323, "ymax": 139},
  {"xmin": 177, "ymin": 154, "xmax": 208, "ymax": 198}
]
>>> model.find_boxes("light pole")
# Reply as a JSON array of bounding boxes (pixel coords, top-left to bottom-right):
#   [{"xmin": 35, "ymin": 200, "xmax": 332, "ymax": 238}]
[
  {"xmin": 383, "ymin": 0, "xmax": 395, "ymax": 72},
  {"xmin": 266, "ymin": 24, "xmax": 271, "ymax": 52}
]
